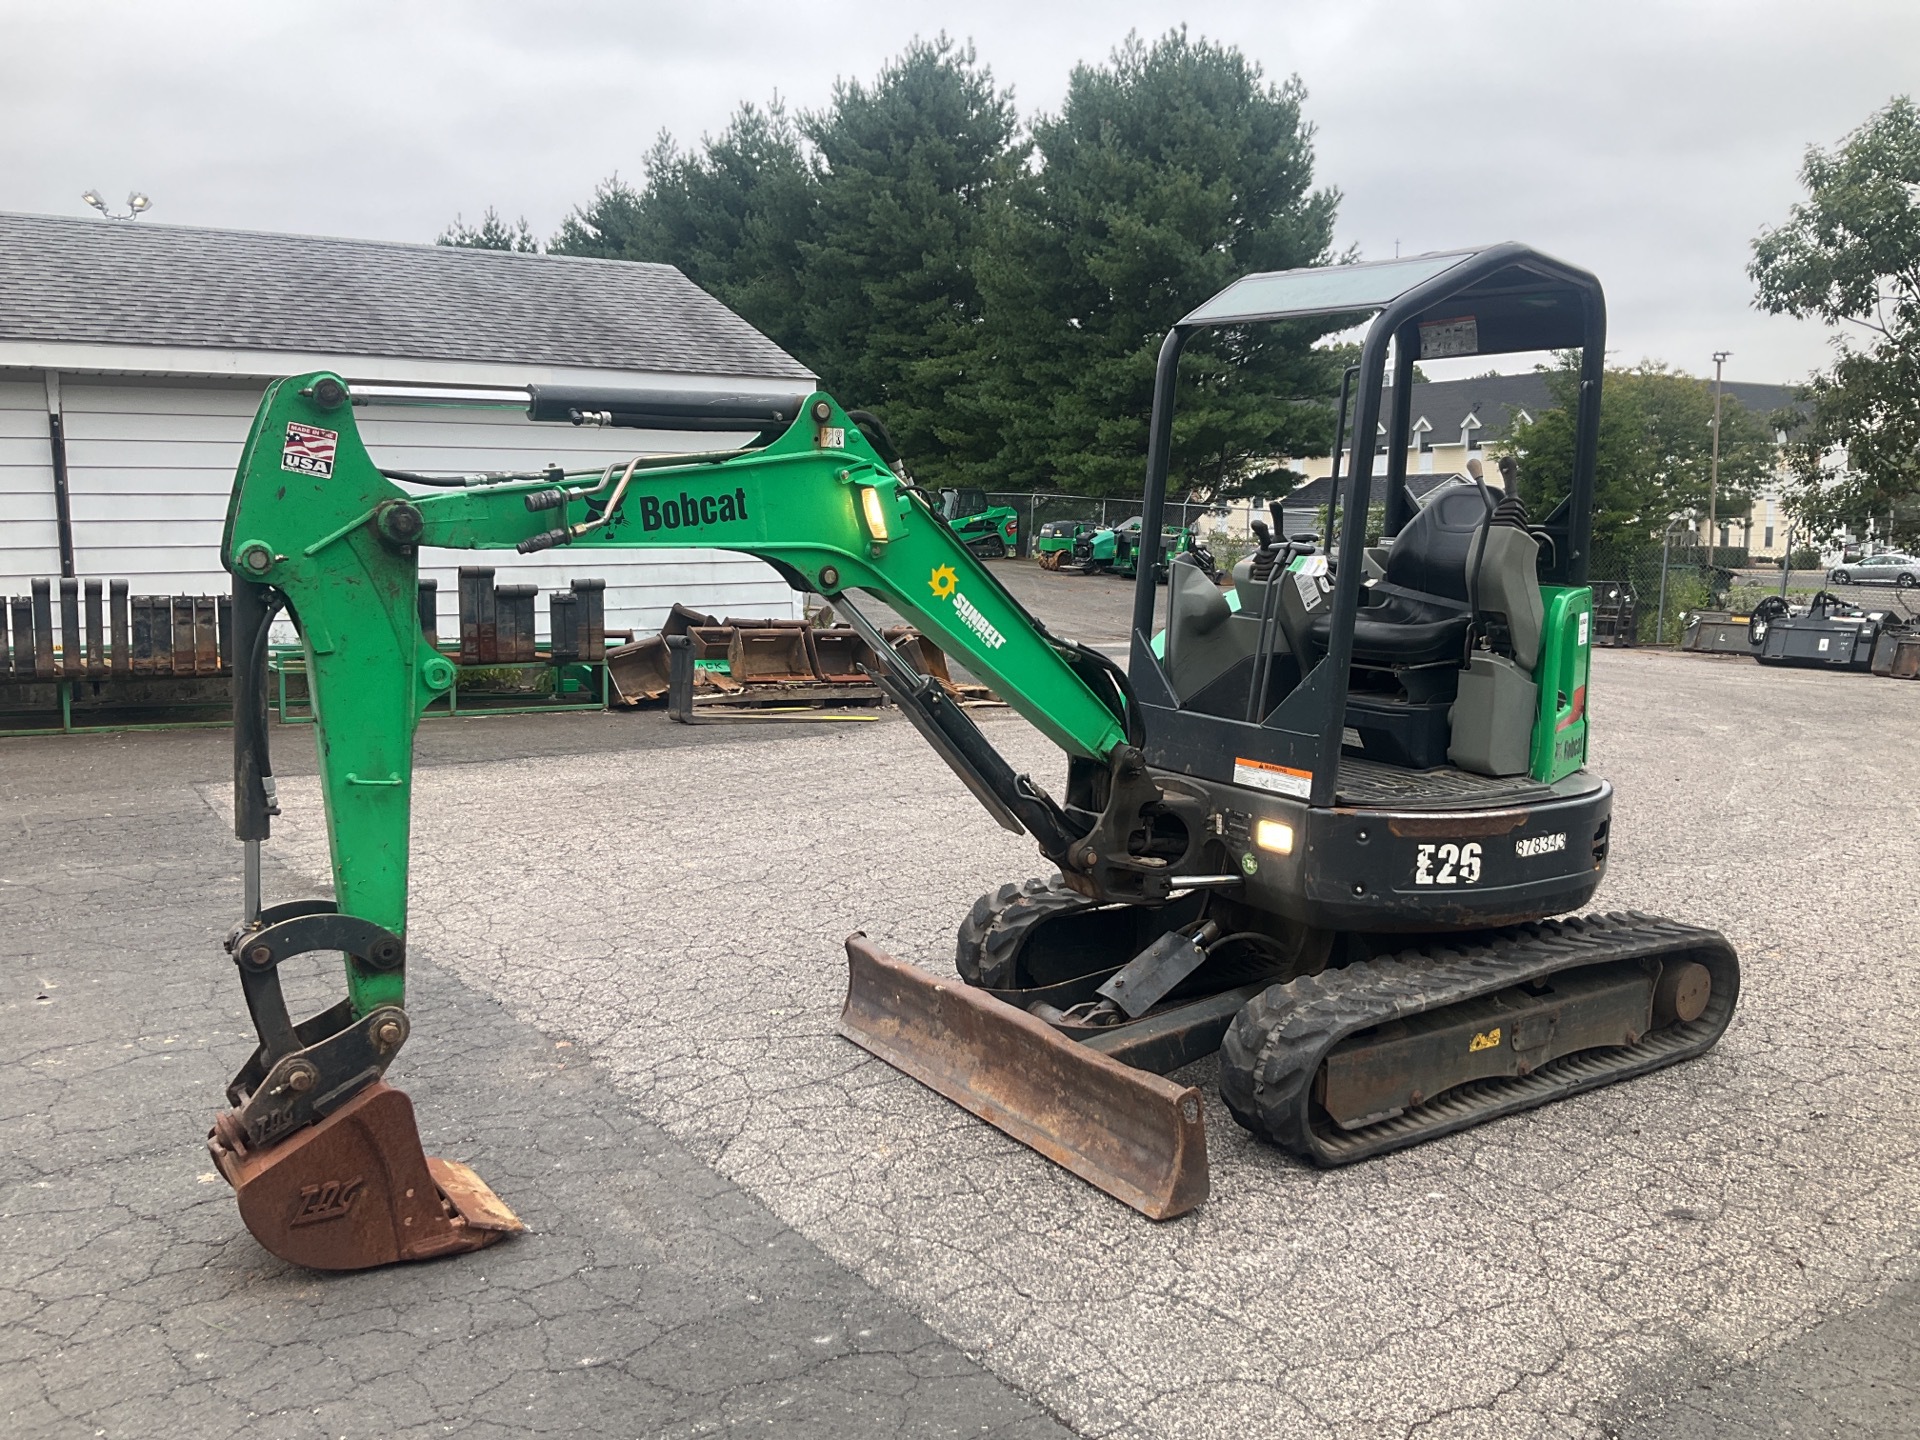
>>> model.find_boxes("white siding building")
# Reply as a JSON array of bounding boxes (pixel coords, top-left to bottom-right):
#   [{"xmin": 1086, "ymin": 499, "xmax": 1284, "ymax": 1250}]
[{"xmin": 0, "ymin": 212, "xmax": 818, "ymax": 634}]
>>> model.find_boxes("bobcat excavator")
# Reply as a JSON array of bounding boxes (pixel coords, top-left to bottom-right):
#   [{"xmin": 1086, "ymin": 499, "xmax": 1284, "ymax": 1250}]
[{"xmin": 210, "ymin": 245, "xmax": 1738, "ymax": 1269}]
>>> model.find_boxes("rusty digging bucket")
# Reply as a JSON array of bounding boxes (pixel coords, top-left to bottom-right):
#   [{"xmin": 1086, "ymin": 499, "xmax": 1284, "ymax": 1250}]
[
  {"xmin": 726, "ymin": 624, "xmax": 817, "ymax": 683},
  {"xmin": 838, "ymin": 936, "xmax": 1209, "ymax": 1220},
  {"xmin": 209, "ymin": 1082, "xmax": 523, "ymax": 1271}
]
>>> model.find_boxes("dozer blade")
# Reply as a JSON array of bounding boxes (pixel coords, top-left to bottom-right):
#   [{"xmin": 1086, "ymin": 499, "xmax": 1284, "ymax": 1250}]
[
  {"xmin": 208, "ymin": 1081, "xmax": 524, "ymax": 1271},
  {"xmin": 838, "ymin": 936, "xmax": 1208, "ymax": 1220}
]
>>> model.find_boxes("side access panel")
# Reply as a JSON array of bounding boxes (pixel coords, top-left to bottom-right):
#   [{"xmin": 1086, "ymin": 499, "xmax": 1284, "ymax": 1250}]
[{"xmin": 1530, "ymin": 586, "xmax": 1593, "ymax": 782}]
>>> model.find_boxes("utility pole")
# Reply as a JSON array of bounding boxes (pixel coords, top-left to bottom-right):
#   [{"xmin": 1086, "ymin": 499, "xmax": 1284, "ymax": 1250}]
[{"xmin": 1707, "ymin": 351, "xmax": 1730, "ymax": 569}]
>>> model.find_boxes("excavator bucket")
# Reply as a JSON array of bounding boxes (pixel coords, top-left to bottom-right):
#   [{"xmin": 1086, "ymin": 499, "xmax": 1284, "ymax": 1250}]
[
  {"xmin": 727, "ymin": 624, "xmax": 817, "ymax": 683},
  {"xmin": 810, "ymin": 626, "xmax": 876, "ymax": 682},
  {"xmin": 208, "ymin": 1082, "xmax": 524, "ymax": 1271},
  {"xmin": 838, "ymin": 936, "xmax": 1209, "ymax": 1220},
  {"xmin": 884, "ymin": 626, "xmax": 955, "ymax": 687}
]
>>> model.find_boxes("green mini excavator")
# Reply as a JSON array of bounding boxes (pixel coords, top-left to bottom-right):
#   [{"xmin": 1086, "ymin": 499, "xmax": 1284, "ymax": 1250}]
[{"xmin": 211, "ymin": 245, "xmax": 1738, "ymax": 1269}]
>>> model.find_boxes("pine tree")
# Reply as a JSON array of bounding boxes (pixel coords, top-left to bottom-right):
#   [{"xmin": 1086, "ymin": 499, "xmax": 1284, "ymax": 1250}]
[
  {"xmin": 437, "ymin": 207, "xmax": 539, "ymax": 252},
  {"xmin": 794, "ymin": 36, "xmax": 1019, "ymax": 482},
  {"xmin": 967, "ymin": 30, "xmax": 1342, "ymax": 498},
  {"xmin": 549, "ymin": 106, "xmax": 815, "ymax": 358}
]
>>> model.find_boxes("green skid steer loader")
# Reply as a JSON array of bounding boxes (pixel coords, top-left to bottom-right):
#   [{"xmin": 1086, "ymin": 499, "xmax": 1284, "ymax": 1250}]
[
  {"xmin": 937, "ymin": 487, "xmax": 1020, "ymax": 558},
  {"xmin": 209, "ymin": 244, "xmax": 1736, "ymax": 1269}
]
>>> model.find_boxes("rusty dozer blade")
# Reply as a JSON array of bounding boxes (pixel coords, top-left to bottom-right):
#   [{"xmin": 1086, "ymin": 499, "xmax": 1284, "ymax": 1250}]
[
  {"xmin": 209, "ymin": 1081, "xmax": 524, "ymax": 1271},
  {"xmin": 838, "ymin": 935, "xmax": 1208, "ymax": 1220}
]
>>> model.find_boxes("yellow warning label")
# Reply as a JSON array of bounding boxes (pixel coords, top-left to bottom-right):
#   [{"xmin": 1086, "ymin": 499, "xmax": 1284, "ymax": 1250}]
[{"xmin": 1469, "ymin": 1028, "xmax": 1502, "ymax": 1052}]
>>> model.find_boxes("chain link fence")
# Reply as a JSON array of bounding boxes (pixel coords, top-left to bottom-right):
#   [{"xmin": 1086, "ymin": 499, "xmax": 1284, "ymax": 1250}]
[{"xmin": 1587, "ymin": 542, "xmax": 1920, "ymax": 644}]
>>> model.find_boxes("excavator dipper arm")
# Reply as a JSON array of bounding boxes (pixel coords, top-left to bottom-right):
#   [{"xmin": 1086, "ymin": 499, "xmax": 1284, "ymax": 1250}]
[{"xmin": 210, "ymin": 374, "xmax": 1196, "ymax": 1267}]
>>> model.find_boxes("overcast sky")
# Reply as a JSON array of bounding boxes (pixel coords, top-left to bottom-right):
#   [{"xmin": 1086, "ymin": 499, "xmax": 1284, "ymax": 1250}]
[{"xmin": 4, "ymin": 0, "xmax": 1916, "ymax": 384}]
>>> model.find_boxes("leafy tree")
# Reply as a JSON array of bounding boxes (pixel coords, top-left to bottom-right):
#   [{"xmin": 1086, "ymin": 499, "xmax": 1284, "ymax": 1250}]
[
  {"xmin": 794, "ymin": 37, "xmax": 1019, "ymax": 484},
  {"xmin": 964, "ymin": 29, "xmax": 1342, "ymax": 498},
  {"xmin": 549, "ymin": 105, "xmax": 815, "ymax": 358},
  {"xmin": 437, "ymin": 207, "xmax": 539, "ymax": 252},
  {"xmin": 1505, "ymin": 357, "xmax": 1777, "ymax": 544},
  {"xmin": 442, "ymin": 32, "xmax": 1343, "ymax": 504},
  {"xmin": 1750, "ymin": 96, "xmax": 1920, "ymax": 549}
]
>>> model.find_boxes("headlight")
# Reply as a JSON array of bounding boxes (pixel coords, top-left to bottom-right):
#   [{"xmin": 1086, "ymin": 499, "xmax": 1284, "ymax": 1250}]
[
  {"xmin": 859, "ymin": 485, "xmax": 890, "ymax": 541},
  {"xmin": 1254, "ymin": 818, "xmax": 1294, "ymax": 855}
]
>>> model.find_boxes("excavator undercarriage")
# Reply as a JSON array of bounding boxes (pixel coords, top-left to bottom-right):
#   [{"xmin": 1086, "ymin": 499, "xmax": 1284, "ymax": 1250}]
[{"xmin": 210, "ymin": 243, "xmax": 1738, "ymax": 1267}]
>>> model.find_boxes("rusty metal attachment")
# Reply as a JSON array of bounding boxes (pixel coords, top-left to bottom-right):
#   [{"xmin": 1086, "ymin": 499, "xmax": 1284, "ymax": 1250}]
[
  {"xmin": 838, "ymin": 935, "xmax": 1209, "ymax": 1220},
  {"xmin": 726, "ymin": 624, "xmax": 816, "ymax": 684},
  {"xmin": 606, "ymin": 602, "xmax": 997, "ymax": 725},
  {"xmin": 209, "ymin": 1081, "xmax": 523, "ymax": 1271}
]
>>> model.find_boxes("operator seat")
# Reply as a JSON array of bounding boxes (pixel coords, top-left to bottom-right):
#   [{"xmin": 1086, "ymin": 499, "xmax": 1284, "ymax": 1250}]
[
  {"xmin": 1285, "ymin": 487, "xmax": 1546, "ymax": 771},
  {"xmin": 1304, "ymin": 486, "xmax": 1489, "ymax": 666}
]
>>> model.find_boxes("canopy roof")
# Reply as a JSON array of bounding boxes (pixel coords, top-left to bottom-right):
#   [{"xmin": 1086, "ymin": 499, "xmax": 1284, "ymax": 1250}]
[{"xmin": 1181, "ymin": 245, "xmax": 1598, "ymax": 357}]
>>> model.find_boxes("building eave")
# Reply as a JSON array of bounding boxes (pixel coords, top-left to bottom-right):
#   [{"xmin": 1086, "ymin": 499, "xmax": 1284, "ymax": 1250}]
[{"xmin": 0, "ymin": 340, "xmax": 813, "ymax": 392}]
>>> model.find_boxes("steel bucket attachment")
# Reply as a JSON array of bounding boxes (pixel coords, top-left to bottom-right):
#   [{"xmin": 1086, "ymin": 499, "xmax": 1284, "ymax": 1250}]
[
  {"xmin": 810, "ymin": 626, "xmax": 876, "ymax": 682},
  {"xmin": 607, "ymin": 603, "xmax": 730, "ymax": 703},
  {"xmin": 209, "ymin": 1081, "xmax": 523, "ymax": 1271},
  {"xmin": 883, "ymin": 626, "xmax": 955, "ymax": 687},
  {"xmin": 727, "ymin": 624, "xmax": 817, "ymax": 683},
  {"xmin": 838, "ymin": 935, "xmax": 1209, "ymax": 1220},
  {"xmin": 607, "ymin": 635, "xmax": 672, "ymax": 703}
]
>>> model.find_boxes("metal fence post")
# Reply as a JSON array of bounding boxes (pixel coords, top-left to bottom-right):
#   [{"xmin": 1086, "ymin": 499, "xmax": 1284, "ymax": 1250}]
[{"xmin": 1656, "ymin": 519, "xmax": 1677, "ymax": 646}]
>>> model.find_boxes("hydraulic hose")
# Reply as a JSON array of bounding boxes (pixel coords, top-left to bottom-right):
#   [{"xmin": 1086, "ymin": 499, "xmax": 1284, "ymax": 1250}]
[{"xmin": 231, "ymin": 577, "xmax": 284, "ymax": 844}]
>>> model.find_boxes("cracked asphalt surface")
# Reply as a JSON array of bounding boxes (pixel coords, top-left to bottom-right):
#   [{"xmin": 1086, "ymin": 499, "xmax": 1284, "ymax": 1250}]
[
  {"xmin": 0, "ymin": 730, "xmax": 1069, "ymax": 1438},
  {"xmin": 5, "ymin": 566, "xmax": 1919, "ymax": 1438}
]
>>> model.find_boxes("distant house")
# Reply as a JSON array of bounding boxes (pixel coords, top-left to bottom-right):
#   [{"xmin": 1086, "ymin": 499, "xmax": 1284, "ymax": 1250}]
[
  {"xmin": 0, "ymin": 212, "xmax": 817, "ymax": 632},
  {"xmin": 1276, "ymin": 469, "xmax": 1476, "ymax": 540},
  {"xmin": 1288, "ymin": 372, "xmax": 1804, "ymax": 556}
]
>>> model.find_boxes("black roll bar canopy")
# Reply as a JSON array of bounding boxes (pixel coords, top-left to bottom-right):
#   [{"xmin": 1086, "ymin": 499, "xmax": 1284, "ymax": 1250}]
[{"xmin": 1129, "ymin": 243, "xmax": 1607, "ymax": 806}]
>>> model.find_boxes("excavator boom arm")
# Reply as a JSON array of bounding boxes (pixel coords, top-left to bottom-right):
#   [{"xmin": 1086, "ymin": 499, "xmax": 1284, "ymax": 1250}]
[{"xmin": 222, "ymin": 374, "xmax": 1131, "ymax": 1018}]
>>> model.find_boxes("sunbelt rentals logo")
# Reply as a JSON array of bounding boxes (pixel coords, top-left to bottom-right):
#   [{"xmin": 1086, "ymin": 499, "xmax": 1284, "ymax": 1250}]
[{"xmin": 929, "ymin": 565, "xmax": 1007, "ymax": 651}]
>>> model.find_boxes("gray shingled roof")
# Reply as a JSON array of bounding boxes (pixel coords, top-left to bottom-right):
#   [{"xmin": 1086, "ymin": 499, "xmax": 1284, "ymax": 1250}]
[
  {"xmin": 0, "ymin": 211, "xmax": 813, "ymax": 380},
  {"xmin": 1401, "ymin": 372, "xmax": 1803, "ymax": 442}
]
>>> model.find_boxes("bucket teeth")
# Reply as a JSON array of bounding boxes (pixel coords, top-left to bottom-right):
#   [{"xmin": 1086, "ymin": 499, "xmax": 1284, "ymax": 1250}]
[{"xmin": 209, "ymin": 1080, "xmax": 523, "ymax": 1271}]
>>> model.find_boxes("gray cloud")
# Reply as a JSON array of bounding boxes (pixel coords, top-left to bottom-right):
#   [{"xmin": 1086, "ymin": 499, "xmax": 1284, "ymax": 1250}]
[{"xmin": 5, "ymin": 0, "xmax": 1916, "ymax": 383}]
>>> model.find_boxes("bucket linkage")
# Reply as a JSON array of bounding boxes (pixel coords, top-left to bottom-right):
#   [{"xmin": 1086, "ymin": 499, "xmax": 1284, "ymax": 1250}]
[
  {"xmin": 215, "ymin": 577, "xmax": 519, "ymax": 1270},
  {"xmin": 207, "ymin": 896, "xmax": 522, "ymax": 1270}
]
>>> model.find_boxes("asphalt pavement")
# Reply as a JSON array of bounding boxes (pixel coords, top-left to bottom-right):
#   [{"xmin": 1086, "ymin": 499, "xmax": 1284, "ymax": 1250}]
[{"xmin": 4, "ymin": 563, "xmax": 1919, "ymax": 1438}]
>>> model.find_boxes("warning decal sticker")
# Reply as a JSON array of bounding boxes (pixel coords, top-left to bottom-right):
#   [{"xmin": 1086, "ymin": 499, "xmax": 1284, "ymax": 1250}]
[
  {"xmin": 281, "ymin": 422, "xmax": 339, "ymax": 478},
  {"xmin": 1233, "ymin": 755, "xmax": 1312, "ymax": 799},
  {"xmin": 1419, "ymin": 315, "xmax": 1479, "ymax": 359}
]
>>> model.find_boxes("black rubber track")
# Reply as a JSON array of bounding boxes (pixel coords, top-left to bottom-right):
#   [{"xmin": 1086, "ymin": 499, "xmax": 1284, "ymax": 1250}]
[
  {"xmin": 1217, "ymin": 911, "xmax": 1740, "ymax": 1166},
  {"xmin": 955, "ymin": 876, "xmax": 1096, "ymax": 989}
]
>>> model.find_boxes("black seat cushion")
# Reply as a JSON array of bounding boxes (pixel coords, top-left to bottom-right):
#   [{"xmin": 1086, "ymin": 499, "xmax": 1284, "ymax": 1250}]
[
  {"xmin": 1300, "ymin": 486, "xmax": 1491, "ymax": 668},
  {"xmin": 1310, "ymin": 595, "xmax": 1471, "ymax": 667},
  {"xmin": 1387, "ymin": 487, "xmax": 1493, "ymax": 601}
]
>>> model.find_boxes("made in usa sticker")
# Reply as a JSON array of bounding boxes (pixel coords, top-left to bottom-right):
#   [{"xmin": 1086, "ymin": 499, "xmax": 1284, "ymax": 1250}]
[{"xmin": 281, "ymin": 421, "xmax": 338, "ymax": 478}]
